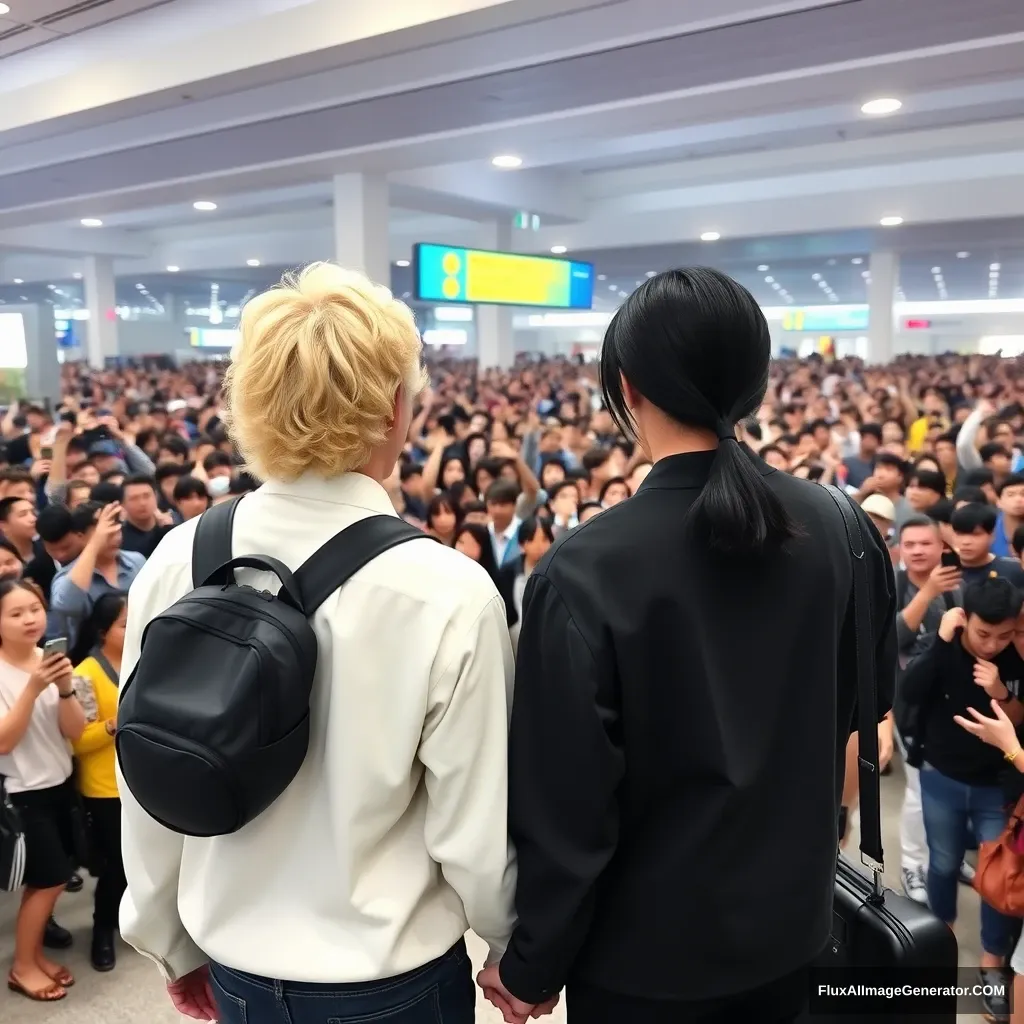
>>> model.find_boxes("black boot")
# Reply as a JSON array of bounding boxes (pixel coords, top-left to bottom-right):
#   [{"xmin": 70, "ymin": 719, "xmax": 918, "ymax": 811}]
[
  {"xmin": 43, "ymin": 916, "xmax": 73, "ymax": 950},
  {"xmin": 91, "ymin": 927, "xmax": 116, "ymax": 972}
]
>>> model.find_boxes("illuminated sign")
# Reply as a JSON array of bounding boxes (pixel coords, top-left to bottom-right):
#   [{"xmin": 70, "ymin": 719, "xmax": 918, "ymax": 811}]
[
  {"xmin": 904, "ymin": 319, "xmax": 932, "ymax": 329},
  {"xmin": 414, "ymin": 243, "xmax": 594, "ymax": 309},
  {"xmin": 781, "ymin": 308, "xmax": 869, "ymax": 331},
  {"xmin": 188, "ymin": 327, "xmax": 239, "ymax": 348}
]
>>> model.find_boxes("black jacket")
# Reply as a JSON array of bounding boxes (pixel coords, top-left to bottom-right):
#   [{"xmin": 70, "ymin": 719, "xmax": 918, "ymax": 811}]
[{"xmin": 499, "ymin": 449, "xmax": 897, "ymax": 1005}]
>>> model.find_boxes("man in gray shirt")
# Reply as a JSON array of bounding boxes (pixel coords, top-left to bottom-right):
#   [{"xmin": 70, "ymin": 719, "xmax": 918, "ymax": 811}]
[{"xmin": 895, "ymin": 515, "xmax": 964, "ymax": 904}]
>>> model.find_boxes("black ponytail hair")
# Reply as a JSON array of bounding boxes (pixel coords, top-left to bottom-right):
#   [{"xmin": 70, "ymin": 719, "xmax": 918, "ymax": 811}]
[
  {"xmin": 70, "ymin": 591, "xmax": 127, "ymax": 666},
  {"xmin": 600, "ymin": 267, "xmax": 797, "ymax": 557}
]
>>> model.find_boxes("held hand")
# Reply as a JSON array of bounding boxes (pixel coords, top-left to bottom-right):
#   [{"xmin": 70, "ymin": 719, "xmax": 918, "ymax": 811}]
[
  {"xmin": 167, "ymin": 965, "xmax": 218, "ymax": 1021},
  {"xmin": 859, "ymin": 475, "xmax": 881, "ymax": 495},
  {"xmin": 974, "ymin": 660, "xmax": 1010, "ymax": 701},
  {"xmin": 938, "ymin": 606, "xmax": 967, "ymax": 642},
  {"xmin": 955, "ymin": 700, "xmax": 1020, "ymax": 756},
  {"xmin": 476, "ymin": 965, "xmax": 559, "ymax": 1024},
  {"xmin": 30, "ymin": 458, "xmax": 52, "ymax": 480},
  {"xmin": 155, "ymin": 509, "xmax": 175, "ymax": 528},
  {"xmin": 98, "ymin": 415, "xmax": 123, "ymax": 440},
  {"xmin": 27, "ymin": 655, "xmax": 73, "ymax": 695},
  {"xmin": 926, "ymin": 564, "xmax": 962, "ymax": 598}
]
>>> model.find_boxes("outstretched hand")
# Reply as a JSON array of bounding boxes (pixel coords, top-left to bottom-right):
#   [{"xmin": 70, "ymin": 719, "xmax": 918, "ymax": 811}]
[{"xmin": 477, "ymin": 964, "xmax": 559, "ymax": 1024}]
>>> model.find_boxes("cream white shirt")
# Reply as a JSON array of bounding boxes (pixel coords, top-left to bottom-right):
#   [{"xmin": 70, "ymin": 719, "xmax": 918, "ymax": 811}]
[
  {"xmin": 0, "ymin": 660, "xmax": 72, "ymax": 794},
  {"xmin": 118, "ymin": 472, "xmax": 517, "ymax": 984}
]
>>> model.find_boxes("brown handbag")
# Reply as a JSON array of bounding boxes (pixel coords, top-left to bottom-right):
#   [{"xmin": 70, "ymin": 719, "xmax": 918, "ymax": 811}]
[{"xmin": 973, "ymin": 793, "xmax": 1024, "ymax": 916}]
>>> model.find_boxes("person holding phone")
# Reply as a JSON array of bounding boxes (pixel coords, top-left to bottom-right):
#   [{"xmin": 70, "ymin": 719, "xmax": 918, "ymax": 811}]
[
  {"xmin": 950, "ymin": 502, "xmax": 1024, "ymax": 590},
  {"xmin": 0, "ymin": 579, "xmax": 85, "ymax": 1003}
]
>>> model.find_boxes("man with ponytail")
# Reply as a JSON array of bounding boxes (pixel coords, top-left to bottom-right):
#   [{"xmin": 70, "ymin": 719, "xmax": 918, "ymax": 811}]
[{"xmin": 478, "ymin": 268, "xmax": 897, "ymax": 1024}]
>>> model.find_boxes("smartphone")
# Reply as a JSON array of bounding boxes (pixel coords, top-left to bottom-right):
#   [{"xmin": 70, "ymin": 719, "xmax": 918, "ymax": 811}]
[
  {"xmin": 43, "ymin": 637, "xmax": 68, "ymax": 658},
  {"xmin": 40, "ymin": 446, "xmax": 53, "ymax": 460},
  {"xmin": 941, "ymin": 550, "xmax": 962, "ymax": 570}
]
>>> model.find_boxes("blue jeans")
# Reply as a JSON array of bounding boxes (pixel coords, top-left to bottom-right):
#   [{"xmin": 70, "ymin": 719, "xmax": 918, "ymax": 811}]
[
  {"xmin": 210, "ymin": 940, "xmax": 475, "ymax": 1024},
  {"xmin": 919, "ymin": 763, "xmax": 1014, "ymax": 956}
]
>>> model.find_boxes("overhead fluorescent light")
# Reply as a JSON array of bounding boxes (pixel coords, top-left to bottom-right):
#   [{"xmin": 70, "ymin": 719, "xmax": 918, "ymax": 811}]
[
  {"xmin": 851, "ymin": 257, "xmax": 864, "ymax": 265},
  {"xmin": 757, "ymin": 264, "xmax": 769, "ymax": 271},
  {"xmin": 491, "ymin": 155, "xmax": 522, "ymax": 169},
  {"xmin": 193, "ymin": 201, "xmax": 218, "ymax": 211},
  {"xmin": 700, "ymin": 231, "xmax": 721, "ymax": 241},
  {"xmin": 246, "ymin": 259, "xmax": 261, "ymax": 267},
  {"xmin": 957, "ymin": 251, "xmax": 970, "ymax": 258},
  {"xmin": 395, "ymin": 259, "xmax": 410, "ymax": 267},
  {"xmin": 0, "ymin": 4, "xmax": 10, "ymax": 14},
  {"xmin": 645, "ymin": 271, "xmax": 657, "ymax": 278},
  {"xmin": 166, "ymin": 265, "xmax": 180, "ymax": 273},
  {"xmin": 879, "ymin": 216, "xmax": 904, "ymax": 226},
  {"xmin": 550, "ymin": 245, "xmax": 568, "ymax": 254},
  {"xmin": 860, "ymin": 97, "xmax": 902, "ymax": 116},
  {"xmin": 12, "ymin": 278, "xmax": 22, "ymax": 284},
  {"xmin": 80, "ymin": 218, "xmax": 103, "ymax": 227}
]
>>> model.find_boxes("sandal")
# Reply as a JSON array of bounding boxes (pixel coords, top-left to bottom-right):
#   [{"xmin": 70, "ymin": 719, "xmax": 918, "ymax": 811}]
[
  {"xmin": 7, "ymin": 973, "xmax": 67, "ymax": 1002},
  {"xmin": 43, "ymin": 965, "xmax": 74, "ymax": 988}
]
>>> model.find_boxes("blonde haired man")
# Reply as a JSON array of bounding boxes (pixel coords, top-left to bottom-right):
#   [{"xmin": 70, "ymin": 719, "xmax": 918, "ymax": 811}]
[{"xmin": 118, "ymin": 264, "xmax": 517, "ymax": 1024}]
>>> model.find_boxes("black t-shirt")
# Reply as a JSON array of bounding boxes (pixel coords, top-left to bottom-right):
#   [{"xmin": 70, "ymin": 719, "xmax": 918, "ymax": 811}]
[
  {"xmin": 903, "ymin": 632, "xmax": 1024, "ymax": 785},
  {"xmin": 6, "ymin": 433, "xmax": 31, "ymax": 466},
  {"xmin": 121, "ymin": 520, "xmax": 173, "ymax": 560},
  {"xmin": 960, "ymin": 557, "xmax": 1024, "ymax": 591}
]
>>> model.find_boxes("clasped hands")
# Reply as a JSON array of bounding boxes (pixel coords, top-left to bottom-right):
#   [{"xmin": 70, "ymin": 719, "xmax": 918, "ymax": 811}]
[{"xmin": 477, "ymin": 964, "xmax": 560, "ymax": 1024}]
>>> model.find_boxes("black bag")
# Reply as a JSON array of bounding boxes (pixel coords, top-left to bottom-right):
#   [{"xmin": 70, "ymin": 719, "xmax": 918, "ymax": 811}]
[
  {"xmin": 0, "ymin": 776, "xmax": 25, "ymax": 892},
  {"xmin": 117, "ymin": 497, "xmax": 424, "ymax": 838},
  {"xmin": 812, "ymin": 487, "xmax": 958, "ymax": 1024}
]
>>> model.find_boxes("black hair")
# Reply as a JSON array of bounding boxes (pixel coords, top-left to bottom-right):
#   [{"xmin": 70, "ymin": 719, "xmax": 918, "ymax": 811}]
[
  {"xmin": 927, "ymin": 499, "xmax": 954, "ymax": 525},
  {"xmin": 122, "ymin": 474, "xmax": 157, "ymax": 495},
  {"xmin": 951, "ymin": 502, "xmax": 998, "ymax": 536},
  {"xmin": 998, "ymin": 473, "xmax": 1024, "ymax": 497},
  {"xmin": 860, "ymin": 423, "xmax": 883, "ymax": 442},
  {"xmin": 454, "ymin": 522, "xmax": 501, "ymax": 581},
  {"xmin": 953, "ymin": 486, "xmax": 990, "ymax": 507},
  {"xmin": 90, "ymin": 481, "xmax": 123, "ymax": 506},
  {"xmin": 460, "ymin": 500, "xmax": 487, "ymax": 517},
  {"xmin": 898, "ymin": 514, "xmax": 942, "ymax": 538},
  {"xmin": 759, "ymin": 443, "xmax": 787, "ymax": 463},
  {"xmin": 963, "ymin": 576, "xmax": 1024, "ymax": 625},
  {"xmin": 908, "ymin": 469, "xmax": 946, "ymax": 497},
  {"xmin": 962, "ymin": 468, "xmax": 995, "ymax": 489},
  {"xmin": 599, "ymin": 476, "xmax": 630, "ymax": 503},
  {"xmin": 0, "ymin": 577, "xmax": 46, "ymax": 630},
  {"xmin": 173, "ymin": 476, "xmax": 210, "ymax": 503},
  {"xmin": 70, "ymin": 591, "xmax": 127, "ymax": 666},
  {"xmin": 400, "ymin": 462, "xmax": 423, "ymax": 482},
  {"xmin": 566, "ymin": 467, "xmax": 590, "ymax": 485},
  {"xmin": 158, "ymin": 434, "xmax": 189, "ymax": 459},
  {"xmin": 485, "ymin": 479, "xmax": 519, "ymax": 506},
  {"xmin": 36, "ymin": 503, "xmax": 74, "ymax": 544},
  {"xmin": 548, "ymin": 480, "xmax": 580, "ymax": 503},
  {"xmin": 577, "ymin": 500, "xmax": 603, "ymax": 519},
  {"xmin": 1013, "ymin": 524, "xmax": 1024, "ymax": 558},
  {"xmin": 581, "ymin": 447, "xmax": 612, "ymax": 473},
  {"xmin": 874, "ymin": 452, "xmax": 908, "ymax": 476},
  {"xmin": 203, "ymin": 450, "xmax": 233, "ymax": 472},
  {"xmin": 600, "ymin": 267, "xmax": 796, "ymax": 556},
  {"xmin": 743, "ymin": 417, "xmax": 764, "ymax": 443},
  {"xmin": 0, "ymin": 496, "xmax": 31, "ymax": 523},
  {"xmin": 980, "ymin": 443, "xmax": 1011, "ymax": 464},
  {"xmin": 70, "ymin": 500, "xmax": 103, "ymax": 534},
  {"xmin": 426, "ymin": 492, "xmax": 461, "ymax": 532},
  {"xmin": 517, "ymin": 515, "xmax": 555, "ymax": 546},
  {"xmin": 0, "ymin": 537, "xmax": 23, "ymax": 566},
  {"xmin": 229, "ymin": 472, "xmax": 259, "ymax": 496},
  {"xmin": 155, "ymin": 461, "xmax": 188, "ymax": 484}
]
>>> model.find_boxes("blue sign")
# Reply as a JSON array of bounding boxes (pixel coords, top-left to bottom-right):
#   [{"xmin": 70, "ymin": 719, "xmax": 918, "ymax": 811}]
[{"xmin": 781, "ymin": 308, "xmax": 869, "ymax": 332}]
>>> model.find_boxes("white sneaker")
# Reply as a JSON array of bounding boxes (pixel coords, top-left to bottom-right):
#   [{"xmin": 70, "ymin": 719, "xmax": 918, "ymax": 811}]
[
  {"xmin": 901, "ymin": 867, "xmax": 928, "ymax": 904},
  {"xmin": 958, "ymin": 860, "xmax": 975, "ymax": 886}
]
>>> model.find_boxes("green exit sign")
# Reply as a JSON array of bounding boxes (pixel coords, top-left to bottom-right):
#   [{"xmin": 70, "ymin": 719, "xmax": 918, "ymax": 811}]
[{"xmin": 513, "ymin": 212, "xmax": 541, "ymax": 231}]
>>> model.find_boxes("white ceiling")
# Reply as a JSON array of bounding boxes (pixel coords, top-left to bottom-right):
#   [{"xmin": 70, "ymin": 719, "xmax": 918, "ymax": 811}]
[{"xmin": 0, "ymin": 0, "xmax": 1024, "ymax": 293}]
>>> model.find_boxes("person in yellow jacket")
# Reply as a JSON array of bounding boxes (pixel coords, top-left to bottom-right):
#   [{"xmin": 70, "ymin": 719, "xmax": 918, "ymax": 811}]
[{"xmin": 70, "ymin": 591, "xmax": 127, "ymax": 974}]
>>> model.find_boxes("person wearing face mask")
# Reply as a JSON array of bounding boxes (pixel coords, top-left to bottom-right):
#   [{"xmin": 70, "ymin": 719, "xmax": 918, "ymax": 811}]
[{"xmin": 208, "ymin": 474, "xmax": 233, "ymax": 503}]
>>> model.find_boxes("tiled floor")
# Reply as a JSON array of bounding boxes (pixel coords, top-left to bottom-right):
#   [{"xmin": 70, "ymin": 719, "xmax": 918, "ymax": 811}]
[{"xmin": 0, "ymin": 759, "xmax": 994, "ymax": 1022}]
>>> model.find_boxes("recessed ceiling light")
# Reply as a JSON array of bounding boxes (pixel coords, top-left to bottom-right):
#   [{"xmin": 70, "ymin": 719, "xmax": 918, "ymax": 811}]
[
  {"xmin": 880, "ymin": 215, "xmax": 903, "ymax": 226},
  {"xmin": 645, "ymin": 270, "xmax": 656, "ymax": 278},
  {"xmin": 931, "ymin": 267, "xmax": 942, "ymax": 274},
  {"xmin": 957, "ymin": 251, "xmax": 970, "ymax": 258},
  {"xmin": 700, "ymin": 231, "xmax": 721, "ymax": 241},
  {"xmin": 72, "ymin": 272, "xmax": 82, "ymax": 279},
  {"xmin": 757, "ymin": 264, "xmax": 769, "ymax": 272},
  {"xmin": 246, "ymin": 258, "xmax": 261, "ymax": 267},
  {"xmin": 0, "ymin": 4, "xmax": 10, "ymax": 14},
  {"xmin": 12, "ymin": 278, "xmax": 22, "ymax": 284},
  {"xmin": 395, "ymin": 259, "xmax": 410, "ymax": 267},
  {"xmin": 550, "ymin": 245, "xmax": 568, "ymax": 254},
  {"xmin": 811, "ymin": 273, "xmax": 822, "ymax": 281},
  {"xmin": 166, "ymin": 265, "xmax": 180, "ymax": 273},
  {"xmin": 597, "ymin": 274, "xmax": 606, "ymax": 281},
  {"xmin": 80, "ymin": 217, "xmax": 103, "ymax": 227},
  {"xmin": 193, "ymin": 201, "xmax": 218, "ymax": 211},
  {"xmin": 991, "ymin": 263, "xmax": 1001, "ymax": 271},
  {"xmin": 851, "ymin": 257, "xmax": 864, "ymax": 265},
  {"xmin": 765, "ymin": 276, "xmax": 774, "ymax": 283},
  {"xmin": 861, "ymin": 97, "xmax": 903, "ymax": 116},
  {"xmin": 608, "ymin": 284, "xmax": 617, "ymax": 291},
  {"xmin": 491, "ymin": 155, "xmax": 522, "ymax": 169}
]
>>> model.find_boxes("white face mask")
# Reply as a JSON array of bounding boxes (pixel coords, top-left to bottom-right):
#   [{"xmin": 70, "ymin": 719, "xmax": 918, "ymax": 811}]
[{"xmin": 208, "ymin": 476, "xmax": 231, "ymax": 497}]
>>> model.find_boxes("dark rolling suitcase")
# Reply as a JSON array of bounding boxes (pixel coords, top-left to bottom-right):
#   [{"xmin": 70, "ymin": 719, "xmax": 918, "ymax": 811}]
[{"xmin": 808, "ymin": 489, "xmax": 959, "ymax": 1023}]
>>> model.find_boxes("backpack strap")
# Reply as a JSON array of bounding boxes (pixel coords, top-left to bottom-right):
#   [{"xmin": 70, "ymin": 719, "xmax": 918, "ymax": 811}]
[
  {"xmin": 192, "ymin": 497, "xmax": 243, "ymax": 589},
  {"xmin": 294, "ymin": 515, "xmax": 425, "ymax": 614}
]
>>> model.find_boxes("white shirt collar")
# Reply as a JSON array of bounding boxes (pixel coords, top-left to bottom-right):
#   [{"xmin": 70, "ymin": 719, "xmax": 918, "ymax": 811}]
[{"xmin": 259, "ymin": 472, "xmax": 397, "ymax": 516}]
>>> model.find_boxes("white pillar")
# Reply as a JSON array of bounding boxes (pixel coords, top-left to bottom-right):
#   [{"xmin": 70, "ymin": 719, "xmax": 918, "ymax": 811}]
[
  {"xmin": 83, "ymin": 255, "xmax": 118, "ymax": 369},
  {"xmin": 476, "ymin": 220, "xmax": 516, "ymax": 369},
  {"xmin": 19, "ymin": 303, "xmax": 61, "ymax": 405},
  {"xmin": 333, "ymin": 173, "xmax": 390, "ymax": 286},
  {"xmin": 867, "ymin": 251, "xmax": 898, "ymax": 365}
]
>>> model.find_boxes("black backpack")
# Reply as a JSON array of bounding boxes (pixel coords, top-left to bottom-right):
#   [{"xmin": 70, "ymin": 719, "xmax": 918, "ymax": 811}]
[{"xmin": 116, "ymin": 497, "xmax": 424, "ymax": 838}]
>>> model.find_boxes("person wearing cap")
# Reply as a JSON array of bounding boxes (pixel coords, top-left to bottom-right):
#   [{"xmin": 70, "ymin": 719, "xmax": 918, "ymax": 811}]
[{"xmin": 861, "ymin": 493, "xmax": 896, "ymax": 547}]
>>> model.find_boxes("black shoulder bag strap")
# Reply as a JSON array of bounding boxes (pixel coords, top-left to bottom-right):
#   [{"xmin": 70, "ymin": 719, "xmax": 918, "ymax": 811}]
[
  {"xmin": 192, "ymin": 496, "xmax": 243, "ymax": 588},
  {"xmin": 294, "ymin": 515, "xmax": 426, "ymax": 614},
  {"xmin": 823, "ymin": 485, "xmax": 885, "ymax": 878}
]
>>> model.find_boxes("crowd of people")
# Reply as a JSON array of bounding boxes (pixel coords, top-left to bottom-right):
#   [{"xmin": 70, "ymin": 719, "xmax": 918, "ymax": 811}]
[{"xmin": 1, "ymin": 263, "xmax": 1024, "ymax": 1021}]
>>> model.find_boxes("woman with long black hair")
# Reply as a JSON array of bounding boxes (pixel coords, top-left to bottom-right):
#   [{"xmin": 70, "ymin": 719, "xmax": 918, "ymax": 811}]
[{"xmin": 479, "ymin": 268, "xmax": 898, "ymax": 1024}]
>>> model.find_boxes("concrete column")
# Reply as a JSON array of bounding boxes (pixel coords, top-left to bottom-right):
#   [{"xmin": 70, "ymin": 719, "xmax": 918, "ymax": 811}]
[
  {"xmin": 333, "ymin": 172, "xmax": 390, "ymax": 286},
  {"xmin": 476, "ymin": 219, "xmax": 516, "ymax": 370},
  {"xmin": 83, "ymin": 255, "xmax": 118, "ymax": 369},
  {"xmin": 867, "ymin": 251, "xmax": 898, "ymax": 365}
]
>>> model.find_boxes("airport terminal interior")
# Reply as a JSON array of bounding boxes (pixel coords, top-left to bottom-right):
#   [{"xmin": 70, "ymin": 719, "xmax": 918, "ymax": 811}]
[{"xmin": 2, "ymin": 0, "xmax": 1024, "ymax": 1022}]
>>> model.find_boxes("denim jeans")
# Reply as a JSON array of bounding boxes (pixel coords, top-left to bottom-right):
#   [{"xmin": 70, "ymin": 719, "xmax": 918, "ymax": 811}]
[
  {"xmin": 919, "ymin": 763, "xmax": 1014, "ymax": 956},
  {"xmin": 210, "ymin": 940, "xmax": 475, "ymax": 1024}
]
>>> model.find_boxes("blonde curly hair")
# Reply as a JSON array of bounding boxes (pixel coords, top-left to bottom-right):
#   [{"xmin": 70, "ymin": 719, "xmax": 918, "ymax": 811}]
[{"xmin": 224, "ymin": 263, "xmax": 426, "ymax": 481}]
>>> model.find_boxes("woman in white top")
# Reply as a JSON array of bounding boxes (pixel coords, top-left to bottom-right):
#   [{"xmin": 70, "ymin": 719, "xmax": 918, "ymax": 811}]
[{"xmin": 0, "ymin": 577, "xmax": 85, "ymax": 1003}]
